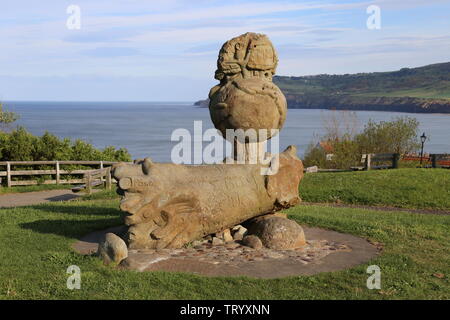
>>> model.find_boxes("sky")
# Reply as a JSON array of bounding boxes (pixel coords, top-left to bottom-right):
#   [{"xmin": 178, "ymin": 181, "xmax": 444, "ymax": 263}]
[{"xmin": 1, "ymin": 0, "xmax": 450, "ymax": 101}]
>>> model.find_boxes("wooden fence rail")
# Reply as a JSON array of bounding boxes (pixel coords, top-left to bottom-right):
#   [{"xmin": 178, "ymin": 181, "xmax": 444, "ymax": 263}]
[
  {"xmin": 401, "ymin": 154, "xmax": 450, "ymax": 168},
  {"xmin": 72, "ymin": 167, "xmax": 113, "ymax": 195},
  {"xmin": 0, "ymin": 161, "xmax": 117, "ymax": 187},
  {"xmin": 352, "ymin": 153, "xmax": 449, "ymax": 171},
  {"xmin": 361, "ymin": 153, "xmax": 400, "ymax": 170}
]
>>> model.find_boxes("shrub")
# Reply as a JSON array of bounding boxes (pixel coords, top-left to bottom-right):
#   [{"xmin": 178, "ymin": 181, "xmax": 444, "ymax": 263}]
[
  {"xmin": 0, "ymin": 127, "xmax": 131, "ymax": 162},
  {"xmin": 0, "ymin": 102, "xmax": 19, "ymax": 131},
  {"xmin": 3, "ymin": 127, "xmax": 37, "ymax": 161},
  {"xmin": 303, "ymin": 142, "xmax": 327, "ymax": 168},
  {"xmin": 303, "ymin": 113, "xmax": 422, "ymax": 169},
  {"xmin": 355, "ymin": 116, "xmax": 420, "ymax": 154}
]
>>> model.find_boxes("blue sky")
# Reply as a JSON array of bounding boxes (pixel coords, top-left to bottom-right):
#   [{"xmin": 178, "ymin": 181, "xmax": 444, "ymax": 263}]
[{"xmin": 1, "ymin": 0, "xmax": 450, "ymax": 101}]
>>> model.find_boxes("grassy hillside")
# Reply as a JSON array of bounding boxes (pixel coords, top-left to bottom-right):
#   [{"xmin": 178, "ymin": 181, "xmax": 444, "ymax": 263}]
[
  {"xmin": 273, "ymin": 62, "xmax": 450, "ymax": 113},
  {"xmin": 196, "ymin": 62, "xmax": 450, "ymax": 113},
  {"xmin": 275, "ymin": 62, "xmax": 450, "ymax": 99}
]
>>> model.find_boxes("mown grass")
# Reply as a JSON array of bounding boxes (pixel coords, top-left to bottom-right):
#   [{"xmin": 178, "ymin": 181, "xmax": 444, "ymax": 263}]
[
  {"xmin": 0, "ymin": 197, "xmax": 448, "ymax": 300},
  {"xmin": 80, "ymin": 189, "xmax": 119, "ymax": 201},
  {"xmin": 300, "ymin": 169, "xmax": 450, "ymax": 210}
]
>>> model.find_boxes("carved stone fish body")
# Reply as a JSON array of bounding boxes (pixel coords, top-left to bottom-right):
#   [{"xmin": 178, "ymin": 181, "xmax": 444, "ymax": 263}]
[{"xmin": 112, "ymin": 146, "xmax": 303, "ymax": 249}]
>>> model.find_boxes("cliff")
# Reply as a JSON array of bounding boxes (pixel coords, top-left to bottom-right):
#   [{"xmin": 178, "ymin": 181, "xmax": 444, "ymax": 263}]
[
  {"xmin": 194, "ymin": 62, "xmax": 450, "ymax": 113},
  {"xmin": 284, "ymin": 94, "xmax": 450, "ymax": 113}
]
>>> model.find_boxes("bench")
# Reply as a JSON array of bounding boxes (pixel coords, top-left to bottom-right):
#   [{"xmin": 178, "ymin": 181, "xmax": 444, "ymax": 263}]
[
  {"xmin": 352, "ymin": 153, "xmax": 400, "ymax": 171},
  {"xmin": 72, "ymin": 167, "xmax": 112, "ymax": 194}
]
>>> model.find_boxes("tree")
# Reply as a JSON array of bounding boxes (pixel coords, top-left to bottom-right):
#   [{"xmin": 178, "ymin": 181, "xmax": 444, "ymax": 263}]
[
  {"xmin": 321, "ymin": 110, "xmax": 359, "ymax": 142},
  {"xmin": 355, "ymin": 116, "xmax": 420, "ymax": 154},
  {"xmin": 0, "ymin": 102, "xmax": 19, "ymax": 131},
  {"xmin": 303, "ymin": 113, "xmax": 422, "ymax": 169}
]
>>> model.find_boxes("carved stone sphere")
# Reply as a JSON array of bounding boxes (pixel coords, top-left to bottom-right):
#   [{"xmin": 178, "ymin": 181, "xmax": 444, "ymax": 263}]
[{"xmin": 208, "ymin": 77, "xmax": 287, "ymax": 142}]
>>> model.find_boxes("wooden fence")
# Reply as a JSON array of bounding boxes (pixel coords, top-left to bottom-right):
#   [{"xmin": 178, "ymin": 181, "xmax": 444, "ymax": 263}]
[
  {"xmin": 402, "ymin": 154, "xmax": 450, "ymax": 168},
  {"xmin": 72, "ymin": 167, "xmax": 113, "ymax": 195},
  {"xmin": 361, "ymin": 153, "xmax": 400, "ymax": 170},
  {"xmin": 1, "ymin": 155, "xmax": 448, "ymax": 187},
  {"xmin": 358, "ymin": 153, "xmax": 450, "ymax": 170},
  {"xmin": 0, "ymin": 161, "xmax": 117, "ymax": 187}
]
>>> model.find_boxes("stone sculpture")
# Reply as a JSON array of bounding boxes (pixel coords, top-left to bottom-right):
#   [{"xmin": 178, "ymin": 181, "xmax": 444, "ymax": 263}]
[
  {"xmin": 111, "ymin": 32, "xmax": 305, "ymax": 250},
  {"xmin": 208, "ymin": 32, "xmax": 287, "ymax": 143},
  {"xmin": 112, "ymin": 146, "xmax": 303, "ymax": 249}
]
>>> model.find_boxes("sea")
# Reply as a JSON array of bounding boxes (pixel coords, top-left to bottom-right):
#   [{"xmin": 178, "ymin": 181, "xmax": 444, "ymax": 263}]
[{"xmin": 3, "ymin": 101, "xmax": 450, "ymax": 162}]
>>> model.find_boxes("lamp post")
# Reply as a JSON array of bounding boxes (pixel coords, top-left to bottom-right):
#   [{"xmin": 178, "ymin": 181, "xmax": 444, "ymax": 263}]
[{"xmin": 420, "ymin": 132, "xmax": 427, "ymax": 166}]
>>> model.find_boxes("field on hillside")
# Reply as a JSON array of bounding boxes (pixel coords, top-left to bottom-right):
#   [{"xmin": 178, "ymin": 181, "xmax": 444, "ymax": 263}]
[
  {"xmin": 275, "ymin": 62, "xmax": 450, "ymax": 100},
  {"xmin": 353, "ymin": 88, "xmax": 450, "ymax": 99}
]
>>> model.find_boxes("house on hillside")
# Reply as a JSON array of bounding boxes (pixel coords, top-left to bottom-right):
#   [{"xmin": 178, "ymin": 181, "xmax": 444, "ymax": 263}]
[{"xmin": 317, "ymin": 141, "xmax": 334, "ymax": 161}]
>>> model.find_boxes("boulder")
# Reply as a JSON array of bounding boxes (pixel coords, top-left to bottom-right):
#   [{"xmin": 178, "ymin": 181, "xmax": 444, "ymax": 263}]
[
  {"xmin": 247, "ymin": 216, "xmax": 306, "ymax": 250},
  {"xmin": 223, "ymin": 229, "xmax": 234, "ymax": 242},
  {"xmin": 212, "ymin": 237, "xmax": 224, "ymax": 246},
  {"xmin": 241, "ymin": 212, "xmax": 287, "ymax": 229},
  {"xmin": 231, "ymin": 225, "xmax": 248, "ymax": 241},
  {"xmin": 306, "ymin": 166, "xmax": 318, "ymax": 173},
  {"xmin": 98, "ymin": 233, "xmax": 128, "ymax": 265},
  {"xmin": 191, "ymin": 240, "xmax": 206, "ymax": 247},
  {"xmin": 242, "ymin": 235, "xmax": 263, "ymax": 249}
]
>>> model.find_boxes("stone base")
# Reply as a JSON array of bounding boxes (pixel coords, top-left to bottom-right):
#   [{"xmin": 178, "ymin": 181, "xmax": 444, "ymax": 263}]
[{"xmin": 72, "ymin": 226, "xmax": 379, "ymax": 279}]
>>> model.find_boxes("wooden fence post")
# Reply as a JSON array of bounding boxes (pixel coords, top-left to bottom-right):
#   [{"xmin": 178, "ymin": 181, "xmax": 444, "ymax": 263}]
[
  {"xmin": 364, "ymin": 154, "xmax": 372, "ymax": 171},
  {"xmin": 100, "ymin": 161, "xmax": 104, "ymax": 182},
  {"xmin": 393, "ymin": 153, "xmax": 400, "ymax": 169},
  {"xmin": 56, "ymin": 161, "xmax": 60, "ymax": 184},
  {"xmin": 6, "ymin": 162, "xmax": 11, "ymax": 188},
  {"xmin": 106, "ymin": 168, "xmax": 112, "ymax": 190},
  {"xmin": 86, "ymin": 173, "xmax": 92, "ymax": 195},
  {"xmin": 431, "ymin": 154, "xmax": 437, "ymax": 168}
]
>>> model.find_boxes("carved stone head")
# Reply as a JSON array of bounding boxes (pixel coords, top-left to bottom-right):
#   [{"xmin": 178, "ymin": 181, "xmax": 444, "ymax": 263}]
[{"xmin": 209, "ymin": 32, "xmax": 287, "ymax": 142}]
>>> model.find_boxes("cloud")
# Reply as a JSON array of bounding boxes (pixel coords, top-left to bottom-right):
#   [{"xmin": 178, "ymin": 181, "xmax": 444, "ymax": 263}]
[
  {"xmin": 63, "ymin": 28, "xmax": 141, "ymax": 43},
  {"xmin": 1, "ymin": 0, "xmax": 450, "ymax": 100},
  {"xmin": 81, "ymin": 47, "xmax": 139, "ymax": 57},
  {"xmin": 185, "ymin": 43, "xmax": 223, "ymax": 54}
]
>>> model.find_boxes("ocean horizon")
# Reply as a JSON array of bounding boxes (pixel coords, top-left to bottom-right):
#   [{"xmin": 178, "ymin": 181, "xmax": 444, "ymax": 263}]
[{"xmin": 4, "ymin": 100, "xmax": 450, "ymax": 162}]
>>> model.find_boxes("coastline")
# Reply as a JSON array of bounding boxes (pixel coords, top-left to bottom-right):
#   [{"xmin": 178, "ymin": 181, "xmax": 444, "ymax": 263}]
[{"xmin": 194, "ymin": 97, "xmax": 450, "ymax": 114}]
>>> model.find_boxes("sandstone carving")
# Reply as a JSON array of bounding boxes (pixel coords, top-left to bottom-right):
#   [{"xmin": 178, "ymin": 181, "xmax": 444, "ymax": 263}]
[
  {"xmin": 112, "ymin": 146, "xmax": 303, "ymax": 249},
  {"xmin": 110, "ymin": 33, "xmax": 305, "ymax": 251},
  {"xmin": 208, "ymin": 32, "xmax": 287, "ymax": 142}
]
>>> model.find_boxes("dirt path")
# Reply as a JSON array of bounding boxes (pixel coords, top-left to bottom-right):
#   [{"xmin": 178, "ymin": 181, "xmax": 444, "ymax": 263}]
[
  {"xmin": 301, "ymin": 202, "xmax": 450, "ymax": 216},
  {"xmin": 0, "ymin": 189, "xmax": 86, "ymax": 208}
]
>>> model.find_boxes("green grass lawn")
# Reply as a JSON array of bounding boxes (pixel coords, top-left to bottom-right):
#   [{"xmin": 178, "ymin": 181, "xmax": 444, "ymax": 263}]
[
  {"xmin": 0, "ymin": 197, "xmax": 448, "ymax": 300},
  {"xmin": 300, "ymin": 169, "xmax": 450, "ymax": 210}
]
